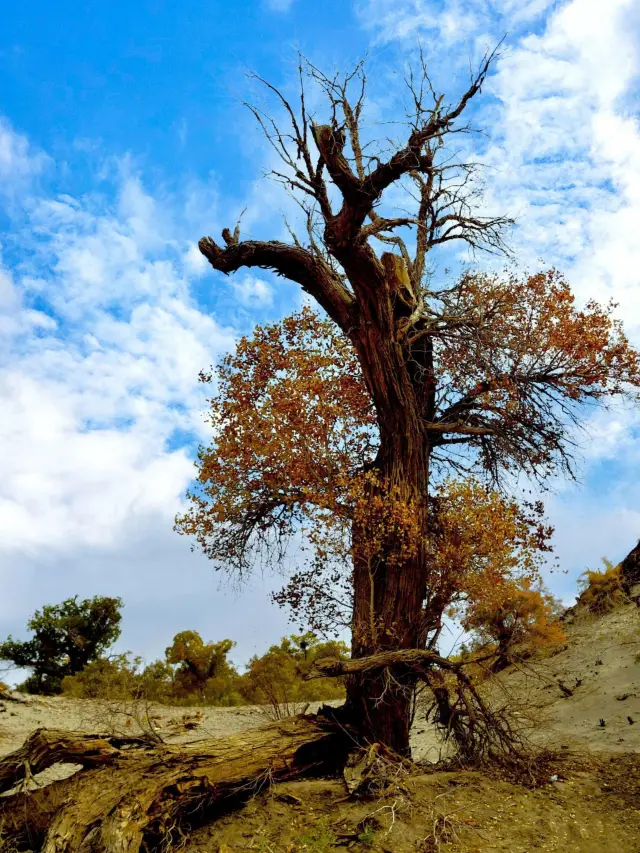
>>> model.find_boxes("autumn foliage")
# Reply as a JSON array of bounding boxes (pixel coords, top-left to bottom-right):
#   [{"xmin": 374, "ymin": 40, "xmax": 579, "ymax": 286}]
[
  {"xmin": 177, "ymin": 308, "xmax": 558, "ymax": 650},
  {"xmin": 183, "ymin": 54, "xmax": 640, "ymax": 754},
  {"xmin": 242, "ymin": 633, "xmax": 348, "ymax": 718},
  {"xmin": 576, "ymin": 559, "xmax": 628, "ymax": 615},
  {"xmin": 462, "ymin": 581, "xmax": 566, "ymax": 671}
]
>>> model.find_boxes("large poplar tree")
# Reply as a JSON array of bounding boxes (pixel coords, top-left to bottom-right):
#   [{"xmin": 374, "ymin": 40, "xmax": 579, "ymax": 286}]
[{"xmin": 187, "ymin": 55, "xmax": 640, "ymax": 755}]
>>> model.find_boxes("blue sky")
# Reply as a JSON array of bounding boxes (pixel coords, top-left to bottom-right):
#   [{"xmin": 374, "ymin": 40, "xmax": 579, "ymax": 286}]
[{"xmin": 1, "ymin": 0, "xmax": 640, "ymax": 676}]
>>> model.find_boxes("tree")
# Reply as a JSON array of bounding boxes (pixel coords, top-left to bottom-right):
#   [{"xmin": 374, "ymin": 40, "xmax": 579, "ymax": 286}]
[
  {"xmin": 0, "ymin": 595, "xmax": 122, "ymax": 694},
  {"xmin": 241, "ymin": 633, "xmax": 348, "ymax": 717},
  {"xmin": 179, "ymin": 54, "xmax": 640, "ymax": 755},
  {"xmin": 165, "ymin": 631, "xmax": 241, "ymax": 703},
  {"xmin": 180, "ymin": 307, "xmax": 553, "ymax": 645},
  {"xmin": 462, "ymin": 580, "xmax": 565, "ymax": 671}
]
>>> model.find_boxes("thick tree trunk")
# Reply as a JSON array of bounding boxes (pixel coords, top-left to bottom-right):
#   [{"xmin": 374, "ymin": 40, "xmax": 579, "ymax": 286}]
[
  {"xmin": 0, "ymin": 717, "xmax": 348, "ymax": 853},
  {"xmin": 345, "ymin": 427, "xmax": 431, "ymax": 757},
  {"xmin": 333, "ymin": 255, "xmax": 435, "ymax": 757}
]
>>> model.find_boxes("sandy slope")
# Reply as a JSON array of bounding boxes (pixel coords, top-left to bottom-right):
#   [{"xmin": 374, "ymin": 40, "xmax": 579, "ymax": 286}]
[{"xmin": 485, "ymin": 602, "xmax": 640, "ymax": 755}]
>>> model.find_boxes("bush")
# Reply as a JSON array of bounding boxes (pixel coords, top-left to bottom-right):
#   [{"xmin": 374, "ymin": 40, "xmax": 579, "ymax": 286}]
[
  {"xmin": 464, "ymin": 581, "xmax": 566, "ymax": 671},
  {"xmin": 240, "ymin": 633, "xmax": 348, "ymax": 718},
  {"xmin": 62, "ymin": 654, "xmax": 141, "ymax": 699},
  {"xmin": 576, "ymin": 559, "xmax": 627, "ymax": 614}
]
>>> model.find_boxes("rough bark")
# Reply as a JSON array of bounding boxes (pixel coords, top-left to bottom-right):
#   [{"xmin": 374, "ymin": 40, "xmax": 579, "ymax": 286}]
[
  {"xmin": 0, "ymin": 717, "xmax": 348, "ymax": 853},
  {"xmin": 307, "ymin": 648, "xmax": 460, "ymax": 679},
  {"xmin": 620, "ymin": 539, "xmax": 640, "ymax": 592}
]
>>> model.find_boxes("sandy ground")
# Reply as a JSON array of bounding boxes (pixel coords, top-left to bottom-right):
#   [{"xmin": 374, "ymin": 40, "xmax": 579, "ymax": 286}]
[
  {"xmin": 189, "ymin": 756, "xmax": 640, "ymax": 853},
  {"xmin": 481, "ymin": 601, "xmax": 640, "ymax": 756}
]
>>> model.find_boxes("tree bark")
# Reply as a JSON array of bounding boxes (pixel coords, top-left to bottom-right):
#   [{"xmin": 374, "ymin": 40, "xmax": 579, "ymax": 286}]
[
  {"xmin": 619, "ymin": 539, "xmax": 640, "ymax": 592},
  {"xmin": 324, "ymin": 250, "xmax": 435, "ymax": 758},
  {"xmin": 344, "ymin": 421, "xmax": 431, "ymax": 756},
  {"xmin": 0, "ymin": 718, "xmax": 348, "ymax": 853}
]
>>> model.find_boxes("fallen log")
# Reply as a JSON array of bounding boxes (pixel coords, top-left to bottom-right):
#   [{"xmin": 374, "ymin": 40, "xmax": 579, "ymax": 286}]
[
  {"xmin": 0, "ymin": 689, "xmax": 27, "ymax": 704},
  {"xmin": 0, "ymin": 715, "xmax": 348, "ymax": 853}
]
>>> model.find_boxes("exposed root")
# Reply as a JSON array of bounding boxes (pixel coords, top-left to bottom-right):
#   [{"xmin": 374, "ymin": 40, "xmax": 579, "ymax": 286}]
[{"xmin": 310, "ymin": 649, "xmax": 530, "ymax": 769}]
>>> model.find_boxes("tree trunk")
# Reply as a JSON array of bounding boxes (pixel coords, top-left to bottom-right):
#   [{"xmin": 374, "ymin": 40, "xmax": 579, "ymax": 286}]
[
  {"xmin": 0, "ymin": 717, "xmax": 348, "ymax": 853},
  {"xmin": 344, "ymin": 426, "xmax": 431, "ymax": 757}
]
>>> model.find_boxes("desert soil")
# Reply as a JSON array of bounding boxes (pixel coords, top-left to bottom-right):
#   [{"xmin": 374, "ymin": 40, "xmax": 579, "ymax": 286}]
[{"xmin": 1, "ymin": 603, "xmax": 639, "ymax": 851}]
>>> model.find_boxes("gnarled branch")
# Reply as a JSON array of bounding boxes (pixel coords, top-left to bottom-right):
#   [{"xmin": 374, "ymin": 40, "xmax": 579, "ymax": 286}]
[{"xmin": 198, "ymin": 237, "xmax": 355, "ymax": 330}]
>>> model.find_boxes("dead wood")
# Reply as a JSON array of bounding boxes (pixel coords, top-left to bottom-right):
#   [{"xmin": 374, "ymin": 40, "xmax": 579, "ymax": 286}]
[
  {"xmin": 0, "ymin": 690, "xmax": 27, "ymax": 704},
  {"xmin": 0, "ymin": 715, "xmax": 348, "ymax": 853},
  {"xmin": 306, "ymin": 648, "xmax": 458, "ymax": 679}
]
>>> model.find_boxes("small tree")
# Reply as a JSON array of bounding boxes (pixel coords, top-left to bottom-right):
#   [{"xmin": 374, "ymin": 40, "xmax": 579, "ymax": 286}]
[
  {"xmin": 165, "ymin": 632, "xmax": 241, "ymax": 704},
  {"xmin": 463, "ymin": 580, "xmax": 565, "ymax": 671},
  {"xmin": 241, "ymin": 633, "xmax": 348, "ymax": 718},
  {"xmin": 0, "ymin": 596, "xmax": 122, "ymax": 694}
]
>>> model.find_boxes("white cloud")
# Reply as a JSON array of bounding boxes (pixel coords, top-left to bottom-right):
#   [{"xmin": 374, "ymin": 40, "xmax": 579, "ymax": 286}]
[
  {"xmin": 0, "ymin": 118, "xmax": 49, "ymax": 193},
  {"xmin": 231, "ymin": 275, "xmax": 274, "ymax": 307},
  {"xmin": 0, "ymin": 120, "xmax": 299, "ymax": 671},
  {"xmin": 0, "ymin": 134, "xmax": 238, "ymax": 557}
]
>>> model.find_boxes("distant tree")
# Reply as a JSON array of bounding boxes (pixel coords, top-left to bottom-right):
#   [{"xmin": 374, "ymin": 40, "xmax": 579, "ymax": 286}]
[
  {"xmin": 463, "ymin": 580, "xmax": 565, "ymax": 671},
  {"xmin": 165, "ymin": 631, "xmax": 241, "ymax": 704},
  {"xmin": 0, "ymin": 596, "xmax": 122, "ymax": 694},
  {"xmin": 241, "ymin": 633, "xmax": 348, "ymax": 718}
]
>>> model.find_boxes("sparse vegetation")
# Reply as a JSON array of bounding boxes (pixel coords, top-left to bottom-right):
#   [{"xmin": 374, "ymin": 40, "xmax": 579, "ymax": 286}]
[
  {"xmin": 58, "ymin": 631, "xmax": 347, "ymax": 711},
  {"xmin": 294, "ymin": 818, "xmax": 339, "ymax": 853},
  {"xmin": 576, "ymin": 558, "xmax": 628, "ymax": 615}
]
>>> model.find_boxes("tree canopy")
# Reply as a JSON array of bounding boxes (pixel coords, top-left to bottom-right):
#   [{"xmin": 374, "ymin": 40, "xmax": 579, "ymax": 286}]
[{"xmin": 0, "ymin": 595, "xmax": 123, "ymax": 694}]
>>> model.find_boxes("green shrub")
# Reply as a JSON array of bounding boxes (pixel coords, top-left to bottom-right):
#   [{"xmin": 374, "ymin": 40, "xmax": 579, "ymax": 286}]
[{"xmin": 62, "ymin": 654, "xmax": 140, "ymax": 699}]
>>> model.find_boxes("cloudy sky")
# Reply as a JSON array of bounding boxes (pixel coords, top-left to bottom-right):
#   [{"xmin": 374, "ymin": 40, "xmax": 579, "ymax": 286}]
[{"xmin": 1, "ymin": 0, "xmax": 639, "ymax": 675}]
